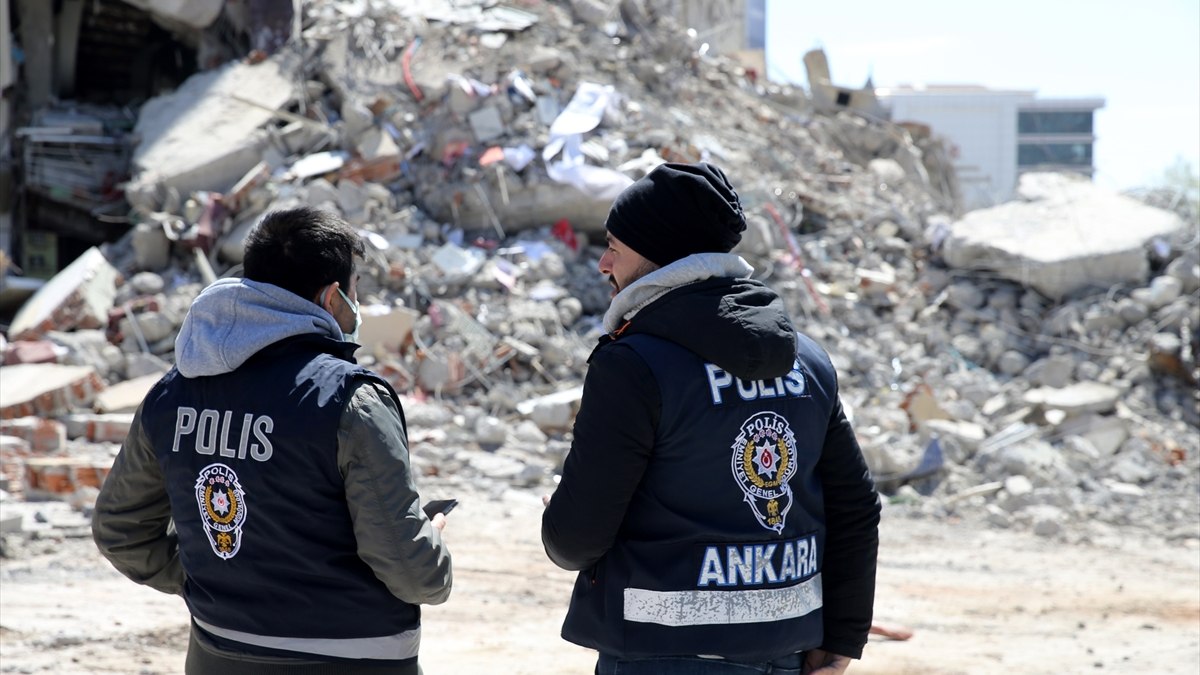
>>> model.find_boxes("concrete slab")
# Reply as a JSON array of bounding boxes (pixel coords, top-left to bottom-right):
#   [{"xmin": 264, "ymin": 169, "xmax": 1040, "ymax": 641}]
[
  {"xmin": 7, "ymin": 247, "xmax": 118, "ymax": 341},
  {"xmin": 93, "ymin": 374, "xmax": 162, "ymax": 414},
  {"xmin": 357, "ymin": 305, "xmax": 420, "ymax": 358},
  {"xmin": 516, "ymin": 385, "xmax": 583, "ymax": 431},
  {"xmin": 129, "ymin": 53, "xmax": 299, "ymax": 196},
  {"xmin": 1023, "ymin": 382, "xmax": 1121, "ymax": 417},
  {"xmin": 0, "ymin": 363, "xmax": 104, "ymax": 419},
  {"xmin": 942, "ymin": 173, "xmax": 1187, "ymax": 299}
]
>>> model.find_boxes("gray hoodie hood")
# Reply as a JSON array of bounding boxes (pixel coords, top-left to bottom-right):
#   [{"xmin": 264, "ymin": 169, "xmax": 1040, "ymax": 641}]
[
  {"xmin": 603, "ymin": 252, "xmax": 798, "ymax": 380},
  {"xmin": 603, "ymin": 253, "xmax": 754, "ymax": 333},
  {"xmin": 174, "ymin": 278, "xmax": 344, "ymax": 378}
]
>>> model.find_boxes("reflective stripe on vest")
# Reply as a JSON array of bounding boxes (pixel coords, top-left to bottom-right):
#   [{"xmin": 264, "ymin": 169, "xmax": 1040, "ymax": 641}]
[
  {"xmin": 623, "ymin": 573, "xmax": 823, "ymax": 627},
  {"xmin": 193, "ymin": 618, "xmax": 420, "ymax": 660}
]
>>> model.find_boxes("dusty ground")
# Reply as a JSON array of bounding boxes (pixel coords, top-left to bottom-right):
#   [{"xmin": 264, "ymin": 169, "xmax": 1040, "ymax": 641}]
[{"xmin": 1, "ymin": 485, "xmax": 1197, "ymax": 675}]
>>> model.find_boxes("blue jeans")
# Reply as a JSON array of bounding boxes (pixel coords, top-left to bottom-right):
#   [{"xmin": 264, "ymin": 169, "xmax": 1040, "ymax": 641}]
[{"xmin": 596, "ymin": 652, "xmax": 804, "ymax": 675}]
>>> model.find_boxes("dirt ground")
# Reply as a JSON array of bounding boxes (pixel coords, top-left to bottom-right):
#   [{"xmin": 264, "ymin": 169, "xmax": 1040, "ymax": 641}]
[{"xmin": 1, "ymin": 485, "xmax": 1197, "ymax": 675}]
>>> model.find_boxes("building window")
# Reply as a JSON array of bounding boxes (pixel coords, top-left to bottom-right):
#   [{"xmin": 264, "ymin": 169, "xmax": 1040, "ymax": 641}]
[
  {"xmin": 1017, "ymin": 111, "xmax": 1093, "ymax": 135},
  {"xmin": 745, "ymin": 0, "xmax": 766, "ymax": 49},
  {"xmin": 1017, "ymin": 143, "xmax": 1093, "ymax": 167}
]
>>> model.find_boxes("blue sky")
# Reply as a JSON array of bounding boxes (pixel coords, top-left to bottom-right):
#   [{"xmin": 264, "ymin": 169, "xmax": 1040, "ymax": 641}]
[{"xmin": 764, "ymin": 0, "xmax": 1200, "ymax": 191}]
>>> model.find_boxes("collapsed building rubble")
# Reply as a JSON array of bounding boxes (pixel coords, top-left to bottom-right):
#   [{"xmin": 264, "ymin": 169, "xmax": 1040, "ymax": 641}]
[{"xmin": 1, "ymin": 0, "xmax": 1197, "ymax": 548}]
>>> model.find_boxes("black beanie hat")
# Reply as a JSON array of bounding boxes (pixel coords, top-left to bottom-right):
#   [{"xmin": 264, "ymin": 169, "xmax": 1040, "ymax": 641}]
[{"xmin": 604, "ymin": 162, "xmax": 746, "ymax": 267}]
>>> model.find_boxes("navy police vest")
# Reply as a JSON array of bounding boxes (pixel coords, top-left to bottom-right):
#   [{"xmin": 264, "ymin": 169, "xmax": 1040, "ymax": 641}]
[
  {"xmin": 141, "ymin": 334, "xmax": 420, "ymax": 643},
  {"xmin": 562, "ymin": 332, "xmax": 839, "ymax": 660}
]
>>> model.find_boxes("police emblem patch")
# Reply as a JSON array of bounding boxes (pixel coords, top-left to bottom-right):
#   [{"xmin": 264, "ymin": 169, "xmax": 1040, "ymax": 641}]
[
  {"xmin": 194, "ymin": 463, "xmax": 248, "ymax": 559},
  {"xmin": 731, "ymin": 411, "xmax": 798, "ymax": 533}
]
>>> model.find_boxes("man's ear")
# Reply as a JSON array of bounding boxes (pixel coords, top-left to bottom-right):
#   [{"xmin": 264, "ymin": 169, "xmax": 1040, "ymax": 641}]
[{"xmin": 316, "ymin": 282, "xmax": 339, "ymax": 311}]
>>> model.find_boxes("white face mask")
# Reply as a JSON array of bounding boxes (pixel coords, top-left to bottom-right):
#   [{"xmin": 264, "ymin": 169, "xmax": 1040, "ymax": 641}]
[{"xmin": 336, "ymin": 287, "xmax": 362, "ymax": 343}]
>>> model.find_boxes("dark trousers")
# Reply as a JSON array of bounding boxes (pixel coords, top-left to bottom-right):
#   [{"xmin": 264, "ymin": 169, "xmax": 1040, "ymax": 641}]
[
  {"xmin": 596, "ymin": 652, "xmax": 805, "ymax": 675},
  {"xmin": 186, "ymin": 625, "xmax": 419, "ymax": 675}
]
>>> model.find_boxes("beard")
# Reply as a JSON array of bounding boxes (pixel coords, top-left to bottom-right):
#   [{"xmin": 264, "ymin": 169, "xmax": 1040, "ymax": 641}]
[{"xmin": 608, "ymin": 259, "xmax": 661, "ymax": 297}]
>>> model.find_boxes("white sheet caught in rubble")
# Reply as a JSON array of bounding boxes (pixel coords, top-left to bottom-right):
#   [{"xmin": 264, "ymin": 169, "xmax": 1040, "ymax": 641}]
[{"xmin": 542, "ymin": 82, "xmax": 632, "ymax": 202}]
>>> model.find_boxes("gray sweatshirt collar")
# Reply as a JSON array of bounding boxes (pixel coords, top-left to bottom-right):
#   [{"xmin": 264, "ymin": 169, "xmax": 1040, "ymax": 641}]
[{"xmin": 602, "ymin": 253, "xmax": 754, "ymax": 334}]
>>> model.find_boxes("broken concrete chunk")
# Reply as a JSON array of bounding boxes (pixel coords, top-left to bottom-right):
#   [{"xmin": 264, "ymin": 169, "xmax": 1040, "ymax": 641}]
[
  {"xmin": 467, "ymin": 105, "xmax": 506, "ymax": 143},
  {"xmin": 416, "ymin": 351, "xmax": 465, "ymax": 393},
  {"xmin": 474, "ymin": 416, "xmax": 509, "ymax": 446},
  {"xmin": 130, "ymin": 53, "xmax": 300, "ymax": 196},
  {"xmin": 131, "ymin": 223, "xmax": 172, "ymax": 272},
  {"xmin": 1056, "ymin": 414, "xmax": 1129, "ymax": 456},
  {"xmin": 124, "ymin": 352, "xmax": 172, "ymax": 380},
  {"xmin": 357, "ymin": 305, "xmax": 420, "ymax": 357},
  {"xmin": 0, "ymin": 418, "xmax": 66, "ymax": 454},
  {"xmin": 1023, "ymin": 382, "xmax": 1121, "ymax": 417},
  {"xmin": 516, "ymin": 386, "xmax": 583, "ymax": 432},
  {"xmin": 944, "ymin": 282, "xmax": 985, "ymax": 310},
  {"xmin": 1024, "ymin": 355, "xmax": 1076, "ymax": 389},
  {"xmin": 0, "ymin": 364, "xmax": 105, "ymax": 419},
  {"xmin": 941, "ymin": 173, "xmax": 1187, "ymax": 299},
  {"xmin": 2, "ymin": 340, "xmax": 62, "ymax": 366},
  {"xmin": 868, "ymin": 158, "xmax": 906, "ymax": 184},
  {"xmin": 62, "ymin": 413, "xmax": 135, "ymax": 443},
  {"xmin": 306, "ymin": 177, "xmax": 340, "ymax": 205},
  {"xmin": 120, "ymin": 311, "xmax": 176, "ymax": 346},
  {"xmin": 8, "ymin": 247, "xmax": 119, "ymax": 341},
  {"xmin": 996, "ymin": 350, "xmax": 1031, "ymax": 376},
  {"xmin": 357, "ymin": 127, "xmax": 401, "ymax": 161},
  {"xmin": 1130, "ymin": 275, "xmax": 1183, "ymax": 309},
  {"xmin": 511, "ymin": 419, "xmax": 549, "ymax": 445},
  {"xmin": 525, "ymin": 47, "xmax": 563, "ymax": 74},
  {"xmin": 922, "ymin": 418, "xmax": 986, "ymax": 454},
  {"xmin": 24, "ymin": 456, "xmax": 111, "ymax": 499},
  {"xmin": 93, "ymin": 374, "xmax": 163, "ymax": 414},
  {"xmin": 1164, "ymin": 253, "xmax": 1200, "ymax": 293},
  {"xmin": 432, "ymin": 243, "xmax": 485, "ymax": 276}
]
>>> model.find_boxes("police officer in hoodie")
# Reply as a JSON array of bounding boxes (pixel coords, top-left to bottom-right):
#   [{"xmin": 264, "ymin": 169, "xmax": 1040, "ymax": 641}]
[
  {"xmin": 542, "ymin": 163, "xmax": 880, "ymax": 675},
  {"xmin": 93, "ymin": 207, "xmax": 451, "ymax": 674}
]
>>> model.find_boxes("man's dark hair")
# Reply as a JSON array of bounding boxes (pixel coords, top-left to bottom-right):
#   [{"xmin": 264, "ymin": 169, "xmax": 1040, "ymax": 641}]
[{"xmin": 243, "ymin": 207, "xmax": 366, "ymax": 301}]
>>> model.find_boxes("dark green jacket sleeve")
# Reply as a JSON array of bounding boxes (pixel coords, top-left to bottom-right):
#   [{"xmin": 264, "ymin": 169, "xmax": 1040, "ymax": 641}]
[
  {"xmin": 92, "ymin": 401, "xmax": 185, "ymax": 596},
  {"xmin": 338, "ymin": 380, "xmax": 452, "ymax": 605}
]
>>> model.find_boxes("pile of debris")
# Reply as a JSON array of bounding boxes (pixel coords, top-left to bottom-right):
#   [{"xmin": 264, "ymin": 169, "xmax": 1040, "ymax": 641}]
[{"xmin": 1, "ymin": 0, "xmax": 1196, "ymax": 546}]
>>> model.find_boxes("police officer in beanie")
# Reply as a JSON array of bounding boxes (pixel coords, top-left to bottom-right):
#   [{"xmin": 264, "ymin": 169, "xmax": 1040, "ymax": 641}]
[{"xmin": 542, "ymin": 163, "xmax": 880, "ymax": 675}]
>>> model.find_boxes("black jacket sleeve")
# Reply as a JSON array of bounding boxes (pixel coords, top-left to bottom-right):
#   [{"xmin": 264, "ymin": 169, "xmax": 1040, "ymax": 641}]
[
  {"xmin": 541, "ymin": 344, "xmax": 659, "ymax": 571},
  {"xmin": 817, "ymin": 396, "xmax": 881, "ymax": 659}
]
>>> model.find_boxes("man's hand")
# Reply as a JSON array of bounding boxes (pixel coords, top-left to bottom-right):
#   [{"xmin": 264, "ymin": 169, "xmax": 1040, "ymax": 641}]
[
  {"xmin": 431, "ymin": 513, "xmax": 447, "ymax": 531},
  {"xmin": 541, "ymin": 494, "xmax": 551, "ymax": 507},
  {"xmin": 803, "ymin": 650, "xmax": 851, "ymax": 674}
]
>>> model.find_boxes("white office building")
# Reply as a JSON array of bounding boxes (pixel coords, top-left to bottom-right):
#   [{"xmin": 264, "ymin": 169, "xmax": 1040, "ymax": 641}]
[{"xmin": 877, "ymin": 85, "xmax": 1105, "ymax": 210}]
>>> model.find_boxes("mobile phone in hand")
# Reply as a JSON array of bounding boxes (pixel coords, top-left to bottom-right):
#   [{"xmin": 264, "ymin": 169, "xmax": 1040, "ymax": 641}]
[{"xmin": 422, "ymin": 499, "xmax": 458, "ymax": 518}]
